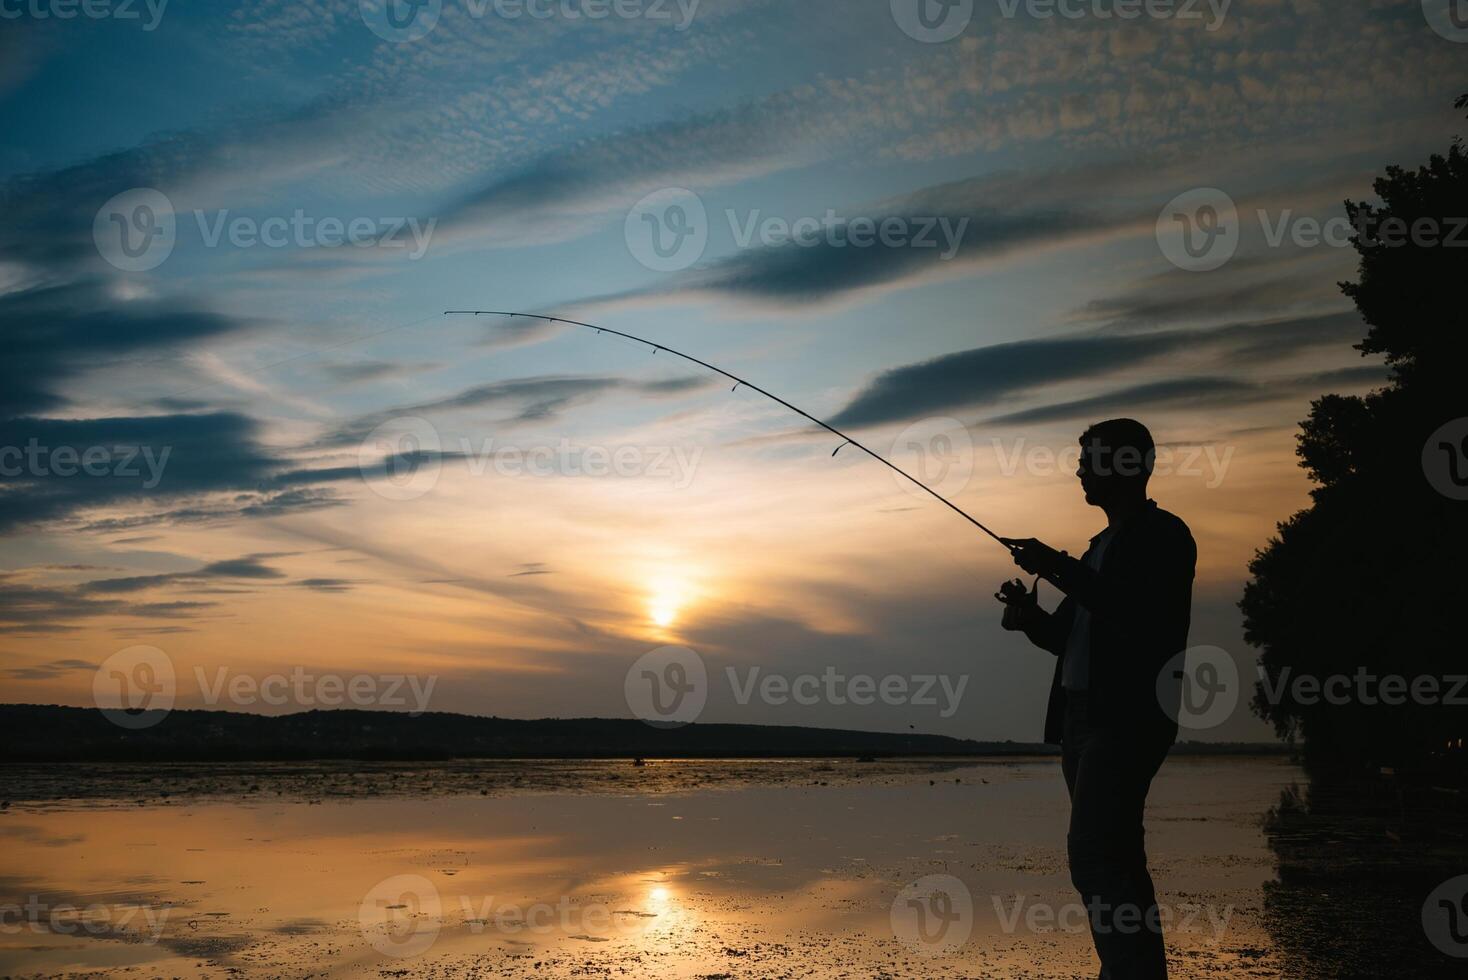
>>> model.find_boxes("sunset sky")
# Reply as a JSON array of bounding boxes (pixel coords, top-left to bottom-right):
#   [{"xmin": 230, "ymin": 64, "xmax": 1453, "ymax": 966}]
[{"xmin": 2, "ymin": 0, "xmax": 1462, "ymax": 741}]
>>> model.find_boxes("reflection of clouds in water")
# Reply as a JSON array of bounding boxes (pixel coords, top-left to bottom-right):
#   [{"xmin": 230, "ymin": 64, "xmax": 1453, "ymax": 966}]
[{"xmin": 0, "ymin": 760, "xmax": 1343, "ymax": 976}]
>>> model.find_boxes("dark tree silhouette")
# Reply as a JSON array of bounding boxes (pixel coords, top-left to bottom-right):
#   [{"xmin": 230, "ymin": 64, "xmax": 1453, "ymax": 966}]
[{"xmin": 1239, "ymin": 96, "xmax": 1468, "ymax": 773}]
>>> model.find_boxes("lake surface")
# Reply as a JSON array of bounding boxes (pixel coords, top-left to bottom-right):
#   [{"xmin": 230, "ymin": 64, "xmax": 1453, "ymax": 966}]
[{"xmin": 0, "ymin": 757, "xmax": 1459, "ymax": 978}]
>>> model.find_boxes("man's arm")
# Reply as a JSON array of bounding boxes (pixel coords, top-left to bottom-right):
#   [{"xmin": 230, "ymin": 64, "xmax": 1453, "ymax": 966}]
[
  {"xmin": 1002, "ymin": 521, "xmax": 1196, "ymax": 624},
  {"xmin": 1048, "ymin": 522, "xmax": 1195, "ymax": 624}
]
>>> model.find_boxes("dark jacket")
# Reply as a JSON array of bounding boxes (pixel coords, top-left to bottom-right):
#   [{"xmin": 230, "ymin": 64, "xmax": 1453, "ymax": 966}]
[{"xmin": 1022, "ymin": 501, "xmax": 1196, "ymax": 744}]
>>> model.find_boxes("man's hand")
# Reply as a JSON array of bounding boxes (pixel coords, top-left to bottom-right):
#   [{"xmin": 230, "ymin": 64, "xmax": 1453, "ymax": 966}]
[
  {"xmin": 1000, "ymin": 538, "xmax": 1067, "ymax": 578},
  {"xmin": 995, "ymin": 577, "xmax": 1039, "ymax": 631}
]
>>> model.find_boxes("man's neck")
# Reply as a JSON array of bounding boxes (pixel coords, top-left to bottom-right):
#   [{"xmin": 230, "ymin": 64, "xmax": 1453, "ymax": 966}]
[{"xmin": 1101, "ymin": 495, "xmax": 1148, "ymax": 529}]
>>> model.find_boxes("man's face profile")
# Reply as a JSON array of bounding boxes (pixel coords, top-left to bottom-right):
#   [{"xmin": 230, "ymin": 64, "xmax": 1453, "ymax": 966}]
[{"xmin": 1076, "ymin": 437, "xmax": 1148, "ymax": 507}]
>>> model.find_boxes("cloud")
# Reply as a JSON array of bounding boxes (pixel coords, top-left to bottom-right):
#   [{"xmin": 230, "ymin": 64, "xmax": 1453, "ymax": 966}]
[
  {"xmin": 830, "ymin": 312, "xmax": 1367, "ymax": 429},
  {"xmin": 984, "ymin": 377, "xmax": 1265, "ymax": 426},
  {"xmin": 0, "ymin": 412, "xmax": 332, "ymax": 533},
  {"xmin": 983, "ymin": 365, "xmax": 1389, "ymax": 426},
  {"xmin": 0, "ymin": 577, "xmax": 215, "ymax": 635},
  {"xmin": 317, "ymin": 372, "xmax": 718, "ymax": 447},
  {"xmin": 298, "ymin": 577, "xmax": 354, "ymax": 592},
  {"xmin": 1, "ymin": 657, "xmax": 96, "ymax": 681},
  {"xmin": 577, "ymin": 166, "xmax": 1141, "ymax": 313},
  {"xmin": 432, "ymin": 97, "xmax": 829, "ymax": 249},
  {"xmin": 317, "ymin": 359, "xmax": 438, "ymax": 384},
  {"xmin": 0, "ymin": 552, "xmax": 306, "ymax": 634},
  {"xmin": 1072, "ymin": 250, "xmax": 1356, "ymax": 329},
  {"xmin": 74, "ymin": 488, "xmax": 343, "ymax": 534},
  {"xmin": 0, "ymin": 284, "xmax": 257, "ymax": 419},
  {"xmin": 79, "ymin": 555, "xmax": 290, "ymax": 594}
]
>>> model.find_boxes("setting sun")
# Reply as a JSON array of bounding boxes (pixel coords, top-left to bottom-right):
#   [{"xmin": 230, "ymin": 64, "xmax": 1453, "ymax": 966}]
[{"xmin": 647, "ymin": 574, "xmax": 694, "ymax": 630}]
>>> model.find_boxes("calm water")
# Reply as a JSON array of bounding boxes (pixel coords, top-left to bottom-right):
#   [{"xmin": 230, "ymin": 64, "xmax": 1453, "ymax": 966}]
[{"xmin": 0, "ymin": 757, "xmax": 1457, "ymax": 978}]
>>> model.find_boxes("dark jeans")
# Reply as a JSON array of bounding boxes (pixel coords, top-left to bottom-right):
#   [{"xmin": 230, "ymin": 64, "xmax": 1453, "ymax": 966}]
[{"xmin": 1062, "ymin": 690, "xmax": 1173, "ymax": 980}]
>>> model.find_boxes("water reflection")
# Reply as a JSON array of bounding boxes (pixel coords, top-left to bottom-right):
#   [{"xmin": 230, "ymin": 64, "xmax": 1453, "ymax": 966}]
[
  {"xmin": 3, "ymin": 757, "xmax": 1441, "ymax": 977},
  {"xmin": 1261, "ymin": 779, "xmax": 1468, "ymax": 979}
]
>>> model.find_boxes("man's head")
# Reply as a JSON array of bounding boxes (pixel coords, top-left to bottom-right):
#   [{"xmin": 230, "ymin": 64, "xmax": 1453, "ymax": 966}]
[{"xmin": 1077, "ymin": 418, "xmax": 1155, "ymax": 507}]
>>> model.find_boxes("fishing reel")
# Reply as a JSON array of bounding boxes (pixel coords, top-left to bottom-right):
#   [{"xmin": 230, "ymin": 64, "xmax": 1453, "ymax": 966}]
[{"xmin": 994, "ymin": 576, "xmax": 1040, "ymax": 632}]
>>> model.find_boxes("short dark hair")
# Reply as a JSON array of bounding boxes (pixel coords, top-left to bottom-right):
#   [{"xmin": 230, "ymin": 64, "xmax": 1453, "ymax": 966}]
[{"xmin": 1080, "ymin": 418, "xmax": 1156, "ymax": 480}]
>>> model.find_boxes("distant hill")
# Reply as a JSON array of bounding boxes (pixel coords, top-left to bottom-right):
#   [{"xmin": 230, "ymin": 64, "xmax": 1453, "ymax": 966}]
[
  {"xmin": 0, "ymin": 706, "xmax": 1291, "ymax": 762},
  {"xmin": 0, "ymin": 704, "xmax": 1042, "ymax": 762}
]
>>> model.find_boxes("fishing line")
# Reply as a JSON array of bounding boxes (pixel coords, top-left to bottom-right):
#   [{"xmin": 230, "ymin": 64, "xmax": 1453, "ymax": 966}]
[{"xmin": 446, "ymin": 310, "xmax": 1013, "ymax": 552}]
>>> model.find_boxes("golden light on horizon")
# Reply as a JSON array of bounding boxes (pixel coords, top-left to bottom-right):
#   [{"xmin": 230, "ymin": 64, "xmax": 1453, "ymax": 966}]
[{"xmin": 647, "ymin": 574, "xmax": 692, "ymax": 630}]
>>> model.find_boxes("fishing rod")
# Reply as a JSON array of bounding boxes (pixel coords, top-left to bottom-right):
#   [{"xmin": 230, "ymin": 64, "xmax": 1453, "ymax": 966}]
[{"xmin": 444, "ymin": 310, "xmax": 1013, "ymax": 551}]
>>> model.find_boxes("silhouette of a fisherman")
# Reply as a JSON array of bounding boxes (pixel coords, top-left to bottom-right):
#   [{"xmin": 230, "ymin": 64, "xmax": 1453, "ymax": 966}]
[{"xmin": 996, "ymin": 418, "xmax": 1195, "ymax": 980}]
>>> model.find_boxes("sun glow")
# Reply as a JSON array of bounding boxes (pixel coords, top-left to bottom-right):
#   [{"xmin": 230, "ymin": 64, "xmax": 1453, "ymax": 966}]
[
  {"xmin": 647, "ymin": 575, "xmax": 691, "ymax": 630},
  {"xmin": 642, "ymin": 566, "xmax": 698, "ymax": 627}
]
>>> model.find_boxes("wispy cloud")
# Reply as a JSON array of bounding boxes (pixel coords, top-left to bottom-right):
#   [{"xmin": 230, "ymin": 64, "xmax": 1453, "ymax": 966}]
[{"xmin": 830, "ymin": 312, "xmax": 1369, "ymax": 429}]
